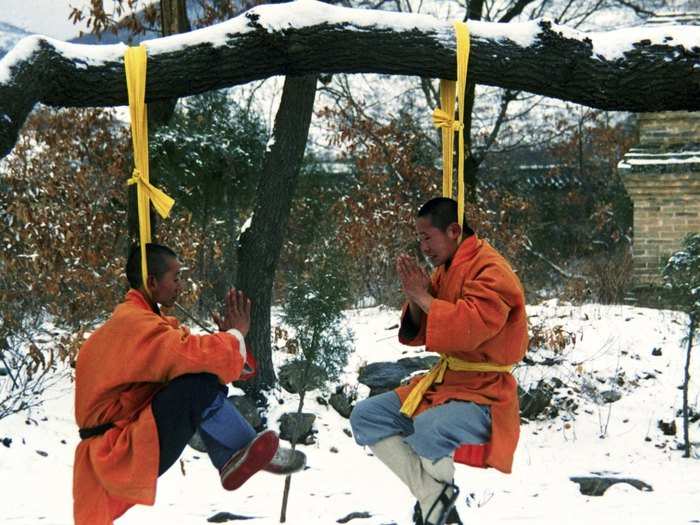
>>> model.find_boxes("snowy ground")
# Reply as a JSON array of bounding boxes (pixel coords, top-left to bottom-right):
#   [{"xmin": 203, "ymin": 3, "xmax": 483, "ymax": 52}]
[{"xmin": 1, "ymin": 302, "xmax": 698, "ymax": 525}]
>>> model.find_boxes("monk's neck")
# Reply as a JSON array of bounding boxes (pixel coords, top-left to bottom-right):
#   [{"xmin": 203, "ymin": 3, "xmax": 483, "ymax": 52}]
[{"xmin": 136, "ymin": 288, "xmax": 161, "ymax": 315}]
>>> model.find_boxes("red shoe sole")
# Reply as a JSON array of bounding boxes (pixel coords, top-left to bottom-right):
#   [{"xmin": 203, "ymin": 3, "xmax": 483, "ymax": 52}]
[{"xmin": 221, "ymin": 430, "xmax": 279, "ymax": 491}]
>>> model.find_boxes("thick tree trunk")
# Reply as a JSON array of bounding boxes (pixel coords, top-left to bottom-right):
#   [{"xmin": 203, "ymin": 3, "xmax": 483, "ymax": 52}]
[
  {"xmin": 236, "ymin": 74, "xmax": 318, "ymax": 391},
  {"xmin": 2, "ymin": 1, "xmax": 700, "ymax": 158}
]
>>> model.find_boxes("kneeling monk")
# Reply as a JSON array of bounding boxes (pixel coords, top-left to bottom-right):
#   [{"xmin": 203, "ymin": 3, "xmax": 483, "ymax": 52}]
[{"xmin": 73, "ymin": 243, "xmax": 299, "ymax": 524}]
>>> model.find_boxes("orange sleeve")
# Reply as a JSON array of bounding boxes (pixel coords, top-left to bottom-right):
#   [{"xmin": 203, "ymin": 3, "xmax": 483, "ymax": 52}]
[
  {"xmin": 103, "ymin": 312, "xmax": 246, "ymax": 386},
  {"xmin": 149, "ymin": 323, "xmax": 245, "ymax": 383},
  {"xmin": 398, "ymin": 269, "xmax": 440, "ymax": 345},
  {"xmin": 398, "ymin": 302, "xmax": 426, "ymax": 345}
]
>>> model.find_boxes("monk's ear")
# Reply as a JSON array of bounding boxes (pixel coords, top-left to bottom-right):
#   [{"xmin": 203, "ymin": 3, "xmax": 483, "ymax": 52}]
[
  {"xmin": 446, "ymin": 222, "xmax": 462, "ymax": 240},
  {"xmin": 146, "ymin": 274, "xmax": 157, "ymax": 291}
]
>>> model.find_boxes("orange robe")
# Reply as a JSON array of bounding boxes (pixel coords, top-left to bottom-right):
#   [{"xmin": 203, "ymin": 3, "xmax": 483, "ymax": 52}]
[
  {"xmin": 395, "ymin": 235, "xmax": 528, "ymax": 473},
  {"xmin": 73, "ymin": 290, "xmax": 247, "ymax": 524}
]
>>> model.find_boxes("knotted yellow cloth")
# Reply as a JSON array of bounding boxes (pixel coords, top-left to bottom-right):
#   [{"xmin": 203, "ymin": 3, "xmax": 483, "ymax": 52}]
[
  {"xmin": 124, "ymin": 45, "xmax": 174, "ymax": 292},
  {"xmin": 400, "ymin": 355, "xmax": 513, "ymax": 417},
  {"xmin": 432, "ymin": 21, "xmax": 470, "ymax": 231}
]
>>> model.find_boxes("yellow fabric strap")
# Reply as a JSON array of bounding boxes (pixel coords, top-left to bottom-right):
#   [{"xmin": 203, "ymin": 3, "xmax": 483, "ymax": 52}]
[
  {"xmin": 431, "ymin": 21, "xmax": 470, "ymax": 231},
  {"xmin": 399, "ymin": 355, "xmax": 513, "ymax": 417},
  {"xmin": 124, "ymin": 45, "xmax": 174, "ymax": 293},
  {"xmin": 433, "ymin": 81, "xmax": 457, "ymax": 197}
]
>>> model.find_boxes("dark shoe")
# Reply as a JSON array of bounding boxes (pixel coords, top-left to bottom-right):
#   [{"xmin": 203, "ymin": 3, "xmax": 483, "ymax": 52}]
[
  {"xmin": 219, "ymin": 430, "xmax": 279, "ymax": 490},
  {"xmin": 444, "ymin": 505, "xmax": 463, "ymax": 525},
  {"xmin": 413, "ymin": 501, "xmax": 424, "ymax": 525},
  {"xmin": 424, "ymin": 482, "xmax": 460, "ymax": 525},
  {"xmin": 414, "ymin": 498, "xmax": 462, "ymax": 525},
  {"xmin": 413, "ymin": 501, "xmax": 423, "ymax": 525},
  {"xmin": 263, "ymin": 446, "xmax": 307, "ymax": 475}
]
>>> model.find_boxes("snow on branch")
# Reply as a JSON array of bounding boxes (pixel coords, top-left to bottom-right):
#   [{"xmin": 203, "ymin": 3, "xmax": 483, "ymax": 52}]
[{"xmin": 1, "ymin": 0, "xmax": 700, "ymax": 158}]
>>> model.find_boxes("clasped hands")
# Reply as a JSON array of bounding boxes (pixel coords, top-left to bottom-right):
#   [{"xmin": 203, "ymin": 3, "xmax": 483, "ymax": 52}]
[{"xmin": 396, "ymin": 254, "xmax": 433, "ymax": 313}]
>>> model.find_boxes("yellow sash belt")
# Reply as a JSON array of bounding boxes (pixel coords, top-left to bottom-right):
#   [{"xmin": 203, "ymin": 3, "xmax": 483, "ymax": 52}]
[{"xmin": 399, "ymin": 355, "xmax": 513, "ymax": 417}]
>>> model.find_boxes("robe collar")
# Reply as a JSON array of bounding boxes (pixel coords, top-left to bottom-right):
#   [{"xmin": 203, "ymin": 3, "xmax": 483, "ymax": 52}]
[
  {"xmin": 125, "ymin": 288, "xmax": 161, "ymax": 315},
  {"xmin": 445, "ymin": 233, "xmax": 481, "ymax": 270}
]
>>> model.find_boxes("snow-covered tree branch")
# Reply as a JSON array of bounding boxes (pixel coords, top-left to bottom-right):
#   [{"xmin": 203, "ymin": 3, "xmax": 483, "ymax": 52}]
[{"xmin": 1, "ymin": 0, "xmax": 699, "ymax": 158}]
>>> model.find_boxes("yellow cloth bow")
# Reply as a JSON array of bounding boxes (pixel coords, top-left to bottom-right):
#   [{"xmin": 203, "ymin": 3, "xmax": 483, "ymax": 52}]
[
  {"xmin": 127, "ymin": 169, "xmax": 174, "ymax": 220},
  {"xmin": 400, "ymin": 355, "xmax": 513, "ymax": 417},
  {"xmin": 124, "ymin": 45, "xmax": 175, "ymax": 293},
  {"xmin": 432, "ymin": 108, "xmax": 464, "ymax": 131}
]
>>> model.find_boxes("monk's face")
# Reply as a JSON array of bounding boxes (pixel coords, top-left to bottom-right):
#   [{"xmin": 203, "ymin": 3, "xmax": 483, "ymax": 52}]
[
  {"xmin": 150, "ymin": 257, "xmax": 182, "ymax": 308},
  {"xmin": 416, "ymin": 216, "xmax": 461, "ymax": 267}
]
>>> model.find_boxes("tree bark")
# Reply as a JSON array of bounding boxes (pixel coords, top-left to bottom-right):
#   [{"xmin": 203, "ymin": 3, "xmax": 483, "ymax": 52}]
[
  {"xmin": 235, "ymin": 74, "xmax": 318, "ymax": 391},
  {"xmin": 461, "ymin": 0, "xmax": 485, "ymax": 204},
  {"xmin": 2, "ymin": 1, "xmax": 700, "ymax": 158},
  {"xmin": 146, "ymin": 0, "xmax": 192, "ymax": 127}
]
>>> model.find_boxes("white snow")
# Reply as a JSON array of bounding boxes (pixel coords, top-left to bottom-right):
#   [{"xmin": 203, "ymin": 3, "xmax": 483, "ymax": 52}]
[
  {"xmin": 469, "ymin": 19, "xmax": 540, "ymax": 48},
  {"xmin": 589, "ymin": 23, "xmax": 700, "ymax": 61},
  {"xmin": 1, "ymin": 301, "xmax": 698, "ymax": 524},
  {"xmin": 0, "ymin": 36, "xmax": 127, "ymax": 85},
  {"xmin": 239, "ymin": 214, "xmax": 254, "ymax": 239},
  {"xmin": 620, "ymin": 156, "xmax": 700, "ymax": 166},
  {"xmin": 619, "ymin": 150, "xmax": 700, "ymax": 167},
  {"xmin": 250, "ymin": 0, "xmax": 444, "ymax": 33},
  {"xmin": 473, "ymin": 15, "xmax": 700, "ymax": 61}
]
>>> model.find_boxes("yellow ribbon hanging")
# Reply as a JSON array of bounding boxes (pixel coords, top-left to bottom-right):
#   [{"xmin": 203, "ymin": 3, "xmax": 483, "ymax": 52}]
[
  {"xmin": 400, "ymin": 355, "xmax": 513, "ymax": 417},
  {"xmin": 431, "ymin": 21, "xmax": 470, "ymax": 231},
  {"xmin": 433, "ymin": 81, "xmax": 457, "ymax": 198},
  {"xmin": 124, "ymin": 45, "xmax": 174, "ymax": 293}
]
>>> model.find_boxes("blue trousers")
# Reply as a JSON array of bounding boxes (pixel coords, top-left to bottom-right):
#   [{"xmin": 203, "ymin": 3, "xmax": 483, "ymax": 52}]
[
  {"xmin": 200, "ymin": 391, "xmax": 257, "ymax": 469},
  {"xmin": 152, "ymin": 373, "xmax": 256, "ymax": 474},
  {"xmin": 350, "ymin": 391, "xmax": 491, "ymax": 461}
]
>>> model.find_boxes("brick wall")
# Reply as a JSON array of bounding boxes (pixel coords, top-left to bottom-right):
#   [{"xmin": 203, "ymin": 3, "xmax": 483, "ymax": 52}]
[
  {"xmin": 625, "ymin": 173, "xmax": 700, "ymax": 283},
  {"xmin": 620, "ymin": 111, "xmax": 700, "ymax": 285},
  {"xmin": 638, "ymin": 112, "xmax": 700, "ymax": 147}
]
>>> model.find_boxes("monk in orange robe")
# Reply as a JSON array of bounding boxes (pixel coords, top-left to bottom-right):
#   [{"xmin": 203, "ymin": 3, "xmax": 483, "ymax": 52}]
[
  {"xmin": 73, "ymin": 243, "xmax": 293, "ymax": 524},
  {"xmin": 351, "ymin": 197, "xmax": 528, "ymax": 525}
]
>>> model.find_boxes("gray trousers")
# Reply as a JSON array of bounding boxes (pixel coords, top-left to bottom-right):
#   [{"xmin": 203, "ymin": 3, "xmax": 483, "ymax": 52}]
[{"xmin": 350, "ymin": 391, "xmax": 491, "ymax": 461}]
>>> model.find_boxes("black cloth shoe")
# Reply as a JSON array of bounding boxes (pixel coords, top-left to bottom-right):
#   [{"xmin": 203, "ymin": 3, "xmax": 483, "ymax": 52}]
[
  {"xmin": 413, "ymin": 501, "xmax": 423, "ymax": 525},
  {"xmin": 413, "ymin": 497, "xmax": 462, "ymax": 525},
  {"xmin": 423, "ymin": 482, "xmax": 460, "ymax": 525},
  {"xmin": 444, "ymin": 505, "xmax": 463, "ymax": 525}
]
